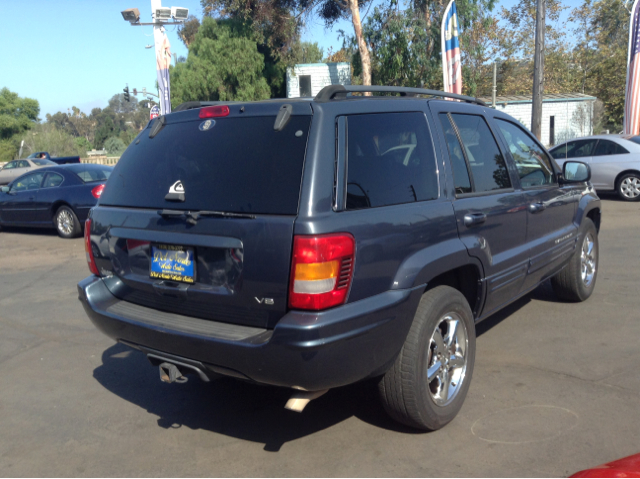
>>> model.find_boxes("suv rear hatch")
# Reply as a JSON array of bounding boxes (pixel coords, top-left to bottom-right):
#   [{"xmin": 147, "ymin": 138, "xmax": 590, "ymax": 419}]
[{"xmin": 91, "ymin": 103, "xmax": 312, "ymax": 329}]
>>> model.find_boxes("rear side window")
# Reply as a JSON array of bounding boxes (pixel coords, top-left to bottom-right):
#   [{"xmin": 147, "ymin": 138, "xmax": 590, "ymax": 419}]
[
  {"xmin": 496, "ymin": 119, "xmax": 555, "ymax": 187},
  {"xmin": 43, "ymin": 173, "xmax": 64, "ymax": 188},
  {"xmin": 100, "ymin": 116, "xmax": 311, "ymax": 215},
  {"xmin": 32, "ymin": 159, "xmax": 55, "ymax": 166},
  {"xmin": 449, "ymin": 113, "xmax": 511, "ymax": 192},
  {"xmin": 594, "ymin": 140, "xmax": 629, "ymax": 156},
  {"xmin": 345, "ymin": 112, "xmax": 438, "ymax": 210},
  {"xmin": 439, "ymin": 114, "xmax": 472, "ymax": 194}
]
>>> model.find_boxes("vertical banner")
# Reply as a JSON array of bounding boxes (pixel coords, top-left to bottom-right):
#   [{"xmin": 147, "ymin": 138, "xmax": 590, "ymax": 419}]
[
  {"xmin": 154, "ymin": 25, "xmax": 172, "ymax": 115},
  {"xmin": 441, "ymin": 0, "xmax": 462, "ymax": 95},
  {"xmin": 624, "ymin": 0, "xmax": 640, "ymax": 135}
]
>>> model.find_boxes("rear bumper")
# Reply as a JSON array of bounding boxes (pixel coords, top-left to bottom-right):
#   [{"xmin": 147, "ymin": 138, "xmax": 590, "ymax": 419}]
[{"xmin": 78, "ymin": 276, "xmax": 424, "ymax": 391}]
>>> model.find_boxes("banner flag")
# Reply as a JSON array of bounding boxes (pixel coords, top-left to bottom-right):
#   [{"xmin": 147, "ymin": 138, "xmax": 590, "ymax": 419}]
[
  {"xmin": 154, "ymin": 26, "xmax": 172, "ymax": 115},
  {"xmin": 625, "ymin": 0, "xmax": 640, "ymax": 135},
  {"xmin": 441, "ymin": 0, "xmax": 462, "ymax": 95}
]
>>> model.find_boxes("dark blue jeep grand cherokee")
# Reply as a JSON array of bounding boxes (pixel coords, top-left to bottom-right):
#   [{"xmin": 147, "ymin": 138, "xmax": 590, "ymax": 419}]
[{"xmin": 78, "ymin": 85, "xmax": 601, "ymax": 431}]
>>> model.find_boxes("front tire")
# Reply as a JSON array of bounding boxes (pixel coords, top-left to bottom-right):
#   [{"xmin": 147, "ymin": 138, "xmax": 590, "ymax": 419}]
[
  {"xmin": 617, "ymin": 173, "xmax": 640, "ymax": 201},
  {"xmin": 551, "ymin": 218, "xmax": 598, "ymax": 302},
  {"xmin": 54, "ymin": 206, "xmax": 81, "ymax": 238},
  {"xmin": 378, "ymin": 286, "xmax": 476, "ymax": 431}
]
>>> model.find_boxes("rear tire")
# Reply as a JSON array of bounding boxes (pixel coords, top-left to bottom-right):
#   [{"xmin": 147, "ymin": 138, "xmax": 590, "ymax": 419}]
[
  {"xmin": 551, "ymin": 218, "xmax": 598, "ymax": 302},
  {"xmin": 378, "ymin": 286, "xmax": 476, "ymax": 431},
  {"xmin": 54, "ymin": 206, "xmax": 81, "ymax": 238},
  {"xmin": 616, "ymin": 173, "xmax": 640, "ymax": 201}
]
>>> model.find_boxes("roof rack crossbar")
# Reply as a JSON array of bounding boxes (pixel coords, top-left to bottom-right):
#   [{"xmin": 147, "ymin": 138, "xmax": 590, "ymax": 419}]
[{"xmin": 314, "ymin": 85, "xmax": 486, "ymax": 106}]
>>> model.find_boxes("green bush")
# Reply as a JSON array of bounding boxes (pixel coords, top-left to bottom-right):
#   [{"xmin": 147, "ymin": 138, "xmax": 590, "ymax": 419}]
[{"xmin": 104, "ymin": 137, "xmax": 126, "ymax": 155}]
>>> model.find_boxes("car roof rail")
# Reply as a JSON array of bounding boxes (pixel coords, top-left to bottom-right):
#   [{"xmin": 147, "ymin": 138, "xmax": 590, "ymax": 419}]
[{"xmin": 314, "ymin": 85, "xmax": 487, "ymax": 106}]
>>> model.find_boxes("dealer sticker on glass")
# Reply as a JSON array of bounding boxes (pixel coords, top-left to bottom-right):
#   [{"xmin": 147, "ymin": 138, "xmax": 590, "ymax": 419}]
[{"xmin": 150, "ymin": 244, "xmax": 195, "ymax": 283}]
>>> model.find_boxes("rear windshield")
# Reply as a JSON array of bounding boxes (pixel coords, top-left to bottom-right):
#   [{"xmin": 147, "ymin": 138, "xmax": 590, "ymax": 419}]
[
  {"xmin": 72, "ymin": 166, "xmax": 113, "ymax": 183},
  {"xmin": 32, "ymin": 159, "xmax": 55, "ymax": 166},
  {"xmin": 99, "ymin": 115, "xmax": 311, "ymax": 215}
]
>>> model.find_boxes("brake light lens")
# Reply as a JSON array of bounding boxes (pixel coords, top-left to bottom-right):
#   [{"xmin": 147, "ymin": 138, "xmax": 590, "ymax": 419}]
[
  {"xmin": 289, "ymin": 234, "xmax": 355, "ymax": 310},
  {"xmin": 199, "ymin": 105, "xmax": 230, "ymax": 118},
  {"xmin": 84, "ymin": 218, "xmax": 100, "ymax": 276},
  {"xmin": 91, "ymin": 184, "xmax": 105, "ymax": 199}
]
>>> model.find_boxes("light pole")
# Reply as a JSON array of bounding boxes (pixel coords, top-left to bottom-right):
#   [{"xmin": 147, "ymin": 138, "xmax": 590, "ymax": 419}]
[{"xmin": 121, "ymin": 3, "xmax": 188, "ymax": 115}]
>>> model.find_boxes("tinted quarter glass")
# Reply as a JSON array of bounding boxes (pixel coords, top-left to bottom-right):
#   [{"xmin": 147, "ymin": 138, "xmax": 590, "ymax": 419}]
[
  {"xmin": 73, "ymin": 167, "xmax": 112, "ymax": 182},
  {"xmin": 450, "ymin": 113, "xmax": 511, "ymax": 192},
  {"xmin": 43, "ymin": 173, "xmax": 64, "ymax": 188},
  {"xmin": 550, "ymin": 144, "xmax": 567, "ymax": 159},
  {"xmin": 496, "ymin": 119, "xmax": 555, "ymax": 187},
  {"xmin": 345, "ymin": 112, "xmax": 438, "ymax": 210},
  {"xmin": 594, "ymin": 139, "xmax": 629, "ymax": 156},
  {"xmin": 100, "ymin": 116, "xmax": 311, "ymax": 215},
  {"xmin": 439, "ymin": 113, "xmax": 472, "ymax": 194}
]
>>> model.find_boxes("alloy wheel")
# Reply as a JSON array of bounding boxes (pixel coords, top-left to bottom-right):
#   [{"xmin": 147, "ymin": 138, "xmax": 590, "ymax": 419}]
[
  {"xmin": 620, "ymin": 176, "xmax": 640, "ymax": 199},
  {"xmin": 426, "ymin": 312, "xmax": 468, "ymax": 407},
  {"xmin": 581, "ymin": 233, "xmax": 596, "ymax": 287},
  {"xmin": 57, "ymin": 210, "xmax": 73, "ymax": 236}
]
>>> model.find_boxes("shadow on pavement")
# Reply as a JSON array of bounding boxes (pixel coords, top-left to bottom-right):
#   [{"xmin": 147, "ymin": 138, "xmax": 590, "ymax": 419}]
[
  {"xmin": 0, "ymin": 226, "xmax": 58, "ymax": 237},
  {"xmin": 93, "ymin": 343, "xmax": 421, "ymax": 452}
]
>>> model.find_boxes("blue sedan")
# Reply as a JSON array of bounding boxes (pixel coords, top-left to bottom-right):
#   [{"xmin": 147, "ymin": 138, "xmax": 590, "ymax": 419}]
[{"xmin": 0, "ymin": 164, "xmax": 113, "ymax": 238}]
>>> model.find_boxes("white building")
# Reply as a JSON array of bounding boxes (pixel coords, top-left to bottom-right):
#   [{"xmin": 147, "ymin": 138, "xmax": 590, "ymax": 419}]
[
  {"xmin": 286, "ymin": 63, "xmax": 351, "ymax": 98},
  {"xmin": 478, "ymin": 93, "xmax": 597, "ymax": 147}
]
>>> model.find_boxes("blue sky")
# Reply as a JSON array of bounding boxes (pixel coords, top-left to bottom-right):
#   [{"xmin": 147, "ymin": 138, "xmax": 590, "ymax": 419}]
[{"xmin": 2, "ymin": 0, "xmax": 582, "ymax": 119}]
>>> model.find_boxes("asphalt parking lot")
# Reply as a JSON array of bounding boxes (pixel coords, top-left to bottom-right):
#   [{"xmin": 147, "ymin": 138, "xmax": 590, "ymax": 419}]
[{"xmin": 0, "ymin": 196, "xmax": 639, "ymax": 477}]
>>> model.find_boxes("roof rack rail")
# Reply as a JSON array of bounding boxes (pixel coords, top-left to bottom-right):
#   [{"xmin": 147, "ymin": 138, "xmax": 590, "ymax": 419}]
[{"xmin": 314, "ymin": 85, "xmax": 487, "ymax": 106}]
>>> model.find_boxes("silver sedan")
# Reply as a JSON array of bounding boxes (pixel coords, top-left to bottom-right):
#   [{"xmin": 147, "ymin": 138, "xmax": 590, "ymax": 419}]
[
  {"xmin": 550, "ymin": 135, "xmax": 640, "ymax": 201},
  {"xmin": 0, "ymin": 159, "xmax": 56, "ymax": 185}
]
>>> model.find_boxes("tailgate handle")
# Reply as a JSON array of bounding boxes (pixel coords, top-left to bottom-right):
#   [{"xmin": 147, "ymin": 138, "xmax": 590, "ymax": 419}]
[{"xmin": 152, "ymin": 281, "xmax": 189, "ymax": 300}]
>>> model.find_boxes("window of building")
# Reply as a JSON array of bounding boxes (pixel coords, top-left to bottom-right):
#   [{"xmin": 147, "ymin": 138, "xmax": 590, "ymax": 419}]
[
  {"xmin": 345, "ymin": 112, "xmax": 439, "ymax": 210},
  {"xmin": 299, "ymin": 75, "xmax": 312, "ymax": 97},
  {"xmin": 549, "ymin": 116, "xmax": 555, "ymax": 146}
]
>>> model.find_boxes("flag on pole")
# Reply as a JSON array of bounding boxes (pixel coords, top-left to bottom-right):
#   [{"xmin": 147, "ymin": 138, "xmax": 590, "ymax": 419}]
[
  {"xmin": 441, "ymin": 0, "xmax": 462, "ymax": 95},
  {"xmin": 154, "ymin": 26, "xmax": 172, "ymax": 115},
  {"xmin": 624, "ymin": 0, "xmax": 640, "ymax": 135}
]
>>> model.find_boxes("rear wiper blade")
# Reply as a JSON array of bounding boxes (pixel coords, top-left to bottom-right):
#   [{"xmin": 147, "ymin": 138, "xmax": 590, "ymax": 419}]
[{"xmin": 157, "ymin": 209, "xmax": 256, "ymax": 225}]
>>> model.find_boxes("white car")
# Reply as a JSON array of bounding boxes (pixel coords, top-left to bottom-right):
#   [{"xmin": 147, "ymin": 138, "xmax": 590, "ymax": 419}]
[
  {"xmin": 0, "ymin": 158, "xmax": 56, "ymax": 185},
  {"xmin": 549, "ymin": 135, "xmax": 640, "ymax": 201}
]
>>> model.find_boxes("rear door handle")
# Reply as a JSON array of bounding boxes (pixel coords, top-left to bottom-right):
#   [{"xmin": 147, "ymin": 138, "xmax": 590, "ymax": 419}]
[
  {"xmin": 463, "ymin": 213, "xmax": 487, "ymax": 227},
  {"xmin": 529, "ymin": 202, "xmax": 546, "ymax": 213}
]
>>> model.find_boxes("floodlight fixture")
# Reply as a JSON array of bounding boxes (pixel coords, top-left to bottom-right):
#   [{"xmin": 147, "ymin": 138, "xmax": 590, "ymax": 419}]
[
  {"xmin": 155, "ymin": 7, "xmax": 172, "ymax": 20},
  {"xmin": 121, "ymin": 8, "xmax": 140, "ymax": 23},
  {"xmin": 171, "ymin": 7, "xmax": 189, "ymax": 20}
]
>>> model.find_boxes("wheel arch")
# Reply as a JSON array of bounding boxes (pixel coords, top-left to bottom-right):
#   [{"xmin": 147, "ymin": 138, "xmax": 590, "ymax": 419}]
[{"xmin": 50, "ymin": 200, "xmax": 74, "ymax": 221}]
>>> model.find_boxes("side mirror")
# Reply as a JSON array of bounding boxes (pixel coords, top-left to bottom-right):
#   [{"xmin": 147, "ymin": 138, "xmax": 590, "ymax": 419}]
[
  {"xmin": 0, "ymin": 186, "xmax": 9, "ymax": 193},
  {"xmin": 561, "ymin": 161, "xmax": 591, "ymax": 183}
]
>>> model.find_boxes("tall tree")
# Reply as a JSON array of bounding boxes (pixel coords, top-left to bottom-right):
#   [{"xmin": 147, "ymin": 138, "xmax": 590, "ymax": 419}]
[
  {"xmin": 170, "ymin": 17, "xmax": 272, "ymax": 106},
  {"xmin": 0, "ymin": 88, "xmax": 39, "ymax": 140}
]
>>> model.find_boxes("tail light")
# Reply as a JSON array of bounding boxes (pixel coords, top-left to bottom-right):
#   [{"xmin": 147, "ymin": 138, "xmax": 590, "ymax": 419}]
[
  {"xmin": 91, "ymin": 184, "xmax": 105, "ymax": 199},
  {"xmin": 199, "ymin": 105, "xmax": 230, "ymax": 118},
  {"xmin": 84, "ymin": 218, "xmax": 100, "ymax": 276},
  {"xmin": 289, "ymin": 234, "xmax": 355, "ymax": 310}
]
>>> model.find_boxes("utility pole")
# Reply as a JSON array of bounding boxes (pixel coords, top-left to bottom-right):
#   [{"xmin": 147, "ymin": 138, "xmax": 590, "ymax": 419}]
[
  {"xmin": 492, "ymin": 61, "xmax": 497, "ymax": 108},
  {"xmin": 531, "ymin": 0, "xmax": 545, "ymax": 140}
]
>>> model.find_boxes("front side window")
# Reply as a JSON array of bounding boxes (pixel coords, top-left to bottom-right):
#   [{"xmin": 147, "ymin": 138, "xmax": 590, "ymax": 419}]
[
  {"xmin": 496, "ymin": 119, "xmax": 555, "ymax": 188},
  {"xmin": 345, "ymin": 112, "xmax": 439, "ymax": 210},
  {"xmin": 565, "ymin": 139, "xmax": 597, "ymax": 159},
  {"xmin": 12, "ymin": 172, "xmax": 45, "ymax": 192},
  {"xmin": 449, "ymin": 113, "xmax": 512, "ymax": 193},
  {"xmin": 3, "ymin": 161, "xmax": 17, "ymax": 170},
  {"xmin": 594, "ymin": 140, "xmax": 629, "ymax": 156}
]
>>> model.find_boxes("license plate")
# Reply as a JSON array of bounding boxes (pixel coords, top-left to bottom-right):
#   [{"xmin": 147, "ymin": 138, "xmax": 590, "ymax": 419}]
[{"xmin": 150, "ymin": 244, "xmax": 195, "ymax": 283}]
